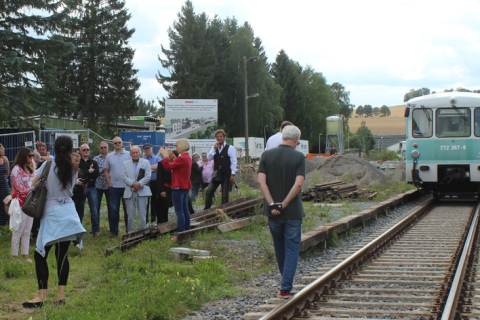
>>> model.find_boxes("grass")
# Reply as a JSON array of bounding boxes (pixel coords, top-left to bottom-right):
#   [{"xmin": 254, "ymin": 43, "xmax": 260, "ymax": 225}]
[{"xmin": 0, "ymin": 180, "xmax": 413, "ymax": 319}]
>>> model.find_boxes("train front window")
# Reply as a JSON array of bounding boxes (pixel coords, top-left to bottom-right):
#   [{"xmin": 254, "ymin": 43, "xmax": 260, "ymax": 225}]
[
  {"xmin": 474, "ymin": 108, "xmax": 480, "ymax": 136},
  {"xmin": 436, "ymin": 108, "xmax": 471, "ymax": 137},
  {"xmin": 412, "ymin": 108, "xmax": 433, "ymax": 138}
]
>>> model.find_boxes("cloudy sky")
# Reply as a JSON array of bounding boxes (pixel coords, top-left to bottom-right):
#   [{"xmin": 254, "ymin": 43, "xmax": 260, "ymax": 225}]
[{"xmin": 124, "ymin": 0, "xmax": 480, "ymax": 108}]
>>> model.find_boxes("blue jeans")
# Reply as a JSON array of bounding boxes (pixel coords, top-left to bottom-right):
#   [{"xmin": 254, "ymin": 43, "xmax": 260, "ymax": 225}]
[
  {"xmin": 268, "ymin": 218, "xmax": 302, "ymax": 292},
  {"xmin": 96, "ymin": 188, "xmax": 110, "ymax": 218},
  {"xmin": 190, "ymin": 183, "xmax": 201, "ymax": 202},
  {"xmin": 108, "ymin": 187, "xmax": 128, "ymax": 235},
  {"xmin": 84, "ymin": 187, "xmax": 100, "ymax": 233},
  {"xmin": 172, "ymin": 189, "xmax": 190, "ymax": 233}
]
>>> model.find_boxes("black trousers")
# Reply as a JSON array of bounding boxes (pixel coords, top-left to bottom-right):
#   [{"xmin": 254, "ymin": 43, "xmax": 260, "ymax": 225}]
[
  {"xmin": 34, "ymin": 241, "xmax": 71, "ymax": 290},
  {"xmin": 146, "ymin": 182, "xmax": 158, "ymax": 223},
  {"xmin": 204, "ymin": 174, "xmax": 231, "ymax": 209}
]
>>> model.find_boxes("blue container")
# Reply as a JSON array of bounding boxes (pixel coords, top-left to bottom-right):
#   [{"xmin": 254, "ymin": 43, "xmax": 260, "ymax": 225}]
[{"xmin": 120, "ymin": 131, "xmax": 165, "ymax": 154}]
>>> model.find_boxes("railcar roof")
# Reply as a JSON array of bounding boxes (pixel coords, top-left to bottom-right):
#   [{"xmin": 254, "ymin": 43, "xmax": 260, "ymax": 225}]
[{"xmin": 406, "ymin": 92, "xmax": 480, "ymax": 108}]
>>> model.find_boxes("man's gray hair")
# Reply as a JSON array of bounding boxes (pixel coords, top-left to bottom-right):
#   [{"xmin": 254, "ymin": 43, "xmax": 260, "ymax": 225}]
[
  {"xmin": 130, "ymin": 145, "xmax": 141, "ymax": 153},
  {"xmin": 72, "ymin": 152, "xmax": 81, "ymax": 158},
  {"xmin": 33, "ymin": 152, "xmax": 41, "ymax": 159},
  {"xmin": 282, "ymin": 125, "xmax": 301, "ymax": 141}
]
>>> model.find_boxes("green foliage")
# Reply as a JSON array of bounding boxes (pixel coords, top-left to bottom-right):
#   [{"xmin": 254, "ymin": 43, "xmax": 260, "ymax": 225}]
[
  {"xmin": 363, "ymin": 105, "xmax": 373, "ymax": 117},
  {"xmin": 380, "ymin": 105, "xmax": 391, "ymax": 116},
  {"xmin": 327, "ymin": 229, "xmax": 339, "ymax": 247},
  {"xmin": 356, "ymin": 106, "xmax": 364, "ymax": 117},
  {"xmin": 404, "ymin": 88, "xmax": 430, "ymax": 102},
  {"xmin": 51, "ymin": 0, "xmax": 140, "ymax": 129},
  {"xmin": 348, "ymin": 121, "xmax": 376, "ymax": 152},
  {"xmin": 3, "ymin": 260, "xmax": 29, "ymax": 279},
  {"xmin": 0, "ymin": 0, "xmax": 71, "ymax": 125}
]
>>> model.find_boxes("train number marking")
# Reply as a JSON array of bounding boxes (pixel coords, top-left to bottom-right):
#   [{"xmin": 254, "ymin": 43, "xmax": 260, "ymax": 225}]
[{"xmin": 440, "ymin": 145, "xmax": 467, "ymax": 151}]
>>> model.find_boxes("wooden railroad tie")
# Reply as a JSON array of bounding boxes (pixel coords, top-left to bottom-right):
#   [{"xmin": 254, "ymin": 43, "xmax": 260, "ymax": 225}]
[{"xmin": 302, "ymin": 181, "xmax": 377, "ymax": 202}]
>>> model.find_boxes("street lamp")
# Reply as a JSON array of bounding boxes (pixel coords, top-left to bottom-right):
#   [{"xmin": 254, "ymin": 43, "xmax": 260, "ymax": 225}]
[
  {"xmin": 263, "ymin": 125, "xmax": 268, "ymax": 147},
  {"xmin": 243, "ymin": 56, "xmax": 259, "ymax": 163},
  {"xmin": 318, "ymin": 133, "xmax": 322, "ymax": 154}
]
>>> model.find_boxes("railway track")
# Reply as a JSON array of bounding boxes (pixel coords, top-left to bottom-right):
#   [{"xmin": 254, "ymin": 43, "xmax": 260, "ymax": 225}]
[{"xmin": 245, "ymin": 198, "xmax": 480, "ymax": 320}]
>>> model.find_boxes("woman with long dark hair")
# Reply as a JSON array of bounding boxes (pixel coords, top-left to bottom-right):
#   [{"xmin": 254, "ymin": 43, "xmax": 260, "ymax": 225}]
[
  {"xmin": 22, "ymin": 136, "xmax": 86, "ymax": 308},
  {"xmin": 10, "ymin": 147, "xmax": 35, "ymax": 263}
]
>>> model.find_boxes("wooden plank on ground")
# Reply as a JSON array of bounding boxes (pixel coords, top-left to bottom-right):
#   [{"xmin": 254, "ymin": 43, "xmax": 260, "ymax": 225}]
[{"xmin": 217, "ymin": 218, "xmax": 250, "ymax": 233}]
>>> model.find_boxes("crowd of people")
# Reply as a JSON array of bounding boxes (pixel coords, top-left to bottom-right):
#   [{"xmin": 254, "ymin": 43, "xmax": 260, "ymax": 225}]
[{"xmin": 0, "ymin": 122, "xmax": 307, "ymax": 303}]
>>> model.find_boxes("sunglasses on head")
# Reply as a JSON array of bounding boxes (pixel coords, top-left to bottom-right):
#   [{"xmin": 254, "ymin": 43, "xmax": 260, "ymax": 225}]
[
  {"xmin": 113, "ymin": 142, "xmax": 121, "ymax": 144},
  {"xmin": 82, "ymin": 149, "xmax": 90, "ymax": 151}
]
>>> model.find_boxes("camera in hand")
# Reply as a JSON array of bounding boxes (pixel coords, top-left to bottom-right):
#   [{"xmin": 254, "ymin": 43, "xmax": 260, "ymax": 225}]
[{"xmin": 268, "ymin": 203, "xmax": 282, "ymax": 211}]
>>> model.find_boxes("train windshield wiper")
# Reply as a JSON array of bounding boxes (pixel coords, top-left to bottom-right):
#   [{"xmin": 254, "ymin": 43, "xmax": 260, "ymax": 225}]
[
  {"xmin": 420, "ymin": 105, "xmax": 432, "ymax": 126},
  {"xmin": 452, "ymin": 105, "xmax": 469, "ymax": 124}
]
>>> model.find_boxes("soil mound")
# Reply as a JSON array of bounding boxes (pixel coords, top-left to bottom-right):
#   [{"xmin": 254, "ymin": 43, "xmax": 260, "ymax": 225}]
[{"xmin": 303, "ymin": 154, "xmax": 389, "ymax": 190}]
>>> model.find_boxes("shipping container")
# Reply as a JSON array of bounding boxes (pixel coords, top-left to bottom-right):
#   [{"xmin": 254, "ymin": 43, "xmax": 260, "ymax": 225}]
[{"xmin": 120, "ymin": 131, "xmax": 165, "ymax": 154}]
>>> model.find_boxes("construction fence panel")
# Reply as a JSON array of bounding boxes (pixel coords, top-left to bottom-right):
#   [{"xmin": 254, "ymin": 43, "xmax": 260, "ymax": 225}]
[{"xmin": 0, "ymin": 131, "xmax": 36, "ymax": 162}]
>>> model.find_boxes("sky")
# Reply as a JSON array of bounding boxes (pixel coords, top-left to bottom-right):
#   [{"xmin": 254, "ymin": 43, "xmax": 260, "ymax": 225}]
[{"xmin": 124, "ymin": 0, "xmax": 480, "ymax": 108}]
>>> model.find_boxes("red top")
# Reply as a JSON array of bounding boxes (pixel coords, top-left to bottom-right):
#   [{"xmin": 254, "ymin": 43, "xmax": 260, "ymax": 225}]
[{"xmin": 161, "ymin": 153, "xmax": 192, "ymax": 190}]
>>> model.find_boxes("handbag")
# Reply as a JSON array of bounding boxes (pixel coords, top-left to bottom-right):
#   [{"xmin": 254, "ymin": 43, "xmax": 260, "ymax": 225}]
[
  {"xmin": 211, "ymin": 170, "xmax": 223, "ymax": 182},
  {"xmin": 23, "ymin": 161, "xmax": 52, "ymax": 219},
  {"xmin": 3, "ymin": 194, "xmax": 12, "ymax": 214}
]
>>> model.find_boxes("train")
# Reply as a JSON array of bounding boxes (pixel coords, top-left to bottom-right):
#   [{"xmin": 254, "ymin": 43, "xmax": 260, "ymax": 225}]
[{"xmin": 405, "ymin": 92, "xmax": 480, "ymax": 200}]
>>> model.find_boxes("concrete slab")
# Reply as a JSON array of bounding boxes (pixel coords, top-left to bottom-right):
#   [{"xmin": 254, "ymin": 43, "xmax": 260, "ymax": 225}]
[{"xmin": 170, "ymin": 247, "xmax": 210, "ymax": 256}]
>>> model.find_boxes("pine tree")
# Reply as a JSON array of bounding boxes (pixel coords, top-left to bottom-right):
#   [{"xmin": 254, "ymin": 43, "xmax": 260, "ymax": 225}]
[
  {"xmin": 55, "ymin": 0, "xmax": 139, "ymax": 128},
  {"xmin": 0, "ymin": 0, "xmax": 69, "ymax": 124},
  {"xmin": 157, "ymin": 1, "xmax": 216, "ymax": 99}
]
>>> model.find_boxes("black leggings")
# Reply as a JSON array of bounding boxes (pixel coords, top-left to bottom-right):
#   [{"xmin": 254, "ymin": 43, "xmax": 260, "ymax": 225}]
[{"xmin": 34, "ymin": 241, "xmax": 71, "ymax": 290}]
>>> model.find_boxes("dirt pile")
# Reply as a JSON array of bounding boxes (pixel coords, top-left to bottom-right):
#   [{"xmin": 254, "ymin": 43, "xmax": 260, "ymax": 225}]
[{"xmin": 303, "ymin": 154, "xmax": 390, "ymax": 190}]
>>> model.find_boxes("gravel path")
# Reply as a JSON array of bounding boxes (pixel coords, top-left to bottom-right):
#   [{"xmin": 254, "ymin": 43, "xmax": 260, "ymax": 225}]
[{"xmin": 183, "ymin": 194, "xmax": 430, "ymax": 320}]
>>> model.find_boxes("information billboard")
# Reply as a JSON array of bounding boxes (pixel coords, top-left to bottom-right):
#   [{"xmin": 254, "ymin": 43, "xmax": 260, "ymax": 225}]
[{"xmin": 165, "ymin": 99, "xmax": 218, "ymax": 139}]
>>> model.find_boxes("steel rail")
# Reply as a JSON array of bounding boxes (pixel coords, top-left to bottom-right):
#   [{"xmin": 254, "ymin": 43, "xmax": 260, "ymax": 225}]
[
  {"xmin": 441, "ymin": 202, "xmax": 480, "ymax": 320},
  {"xmin": 259, "ymin": 197, "xmax": 436, "ymax": 320}
]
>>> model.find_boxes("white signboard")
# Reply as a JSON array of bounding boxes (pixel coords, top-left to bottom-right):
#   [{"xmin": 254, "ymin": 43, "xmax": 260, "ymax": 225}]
[
  {"xmin": 296, "ymin": 139, "xmax": 309, "ymax": 156},
  {"xmin": 165, "ymin": 99, "xmax": 218, "ymax": 139},
  {"xmin": 25, "ymin": 141, "xmax": 33, "ymax": 147},
  {"xmin": 233, "ymin": 137, "xmax": 265, "ymax": 159},
  {"xmin": 165, "ymin": 139, "xmax": 216, "ymax": 156},
  {"xmin": 55, "ymin": 133, "xmax": 79, "ymax": 148}
]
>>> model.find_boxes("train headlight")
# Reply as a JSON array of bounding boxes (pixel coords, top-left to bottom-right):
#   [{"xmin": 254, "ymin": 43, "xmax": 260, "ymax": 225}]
[{"xmin": 411, "ymin": 150, "xmax": 420, "ymax": 159}]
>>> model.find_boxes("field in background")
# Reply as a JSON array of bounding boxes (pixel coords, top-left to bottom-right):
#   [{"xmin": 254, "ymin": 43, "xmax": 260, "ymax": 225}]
[{"xmin": 348, "ymin": 105, "xmax": 405, "ymax": 135}]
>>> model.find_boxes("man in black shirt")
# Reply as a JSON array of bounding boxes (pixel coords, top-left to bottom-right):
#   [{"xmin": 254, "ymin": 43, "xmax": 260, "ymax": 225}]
[
  {"xmin": 204, "ymin": 129, "xmax": 237, "ymax": 209},
  {"xmin": 258, "ymin": 125, "xmax": 305, "ymax": 299},
  {"xmin": 79, "ymin": 144, "xmax": 100, "ymax": 236}
]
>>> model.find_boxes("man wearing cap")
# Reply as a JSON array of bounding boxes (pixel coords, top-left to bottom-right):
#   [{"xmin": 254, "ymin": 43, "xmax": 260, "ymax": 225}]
[{"xmin": 142, "ymin": 143, "xmax": 162, "ymax": 226}]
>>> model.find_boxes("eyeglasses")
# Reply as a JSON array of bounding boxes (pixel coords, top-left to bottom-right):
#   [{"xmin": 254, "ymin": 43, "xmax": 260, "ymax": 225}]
[
  {"xmin": 113, "ymin": 142, "xmax": 121, "ymax": 145},
  {"xmin": 29, "ymin": 154, "xmax": 34, "ymax": 157},
  {"xmin": 100, "ymin": 146, "xmax": 107, "ymax": 149},
  {"xmin": 82, "ymin": 149, "xmax": 90, "ymax": 151}
]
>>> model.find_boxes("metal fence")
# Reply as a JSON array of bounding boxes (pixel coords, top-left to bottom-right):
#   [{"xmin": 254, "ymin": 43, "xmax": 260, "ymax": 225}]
[
  {"xmin": 0, "ymin": 131, "xmax": 36, "ymax": 162},
  {"xmin": 38, "ymin": 129, "xmax": 132, "ymax": 158}
]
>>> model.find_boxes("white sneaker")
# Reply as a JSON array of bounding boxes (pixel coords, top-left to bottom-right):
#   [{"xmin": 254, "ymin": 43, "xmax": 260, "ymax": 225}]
[
  {"xmin": 151, "ymin": 222, "xmax": 157, "ymax": 226},
  {"xmin": 75, "ymin": 244, "xmax": 80, "ymax": 249}
]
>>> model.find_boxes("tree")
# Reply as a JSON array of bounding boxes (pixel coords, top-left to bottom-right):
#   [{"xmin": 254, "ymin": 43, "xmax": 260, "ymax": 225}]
[
  {"xmin": 157, "ymin": 1, "xmax": 216, "ymax": 99},
  {"xmin": 404, "ymin": 88, "xmax": 430, "ymax": 102},
  {"xmin": 54, "ymin": 0, "xmax": 140, "ymax": 129},
  {"xmin": 372, "ymin": 107, "xmax": 380, "ymax": 116},
  {"xmin": 0, "ymin": 0, "xmax": 70, "ymax": 124},
  {"xmin": 356, "ymin": 106, "xmax": 364, "ymax": 117},
  {"xmin": 363, "ymin": 105, "xmax": 373, "ymax": 117},
  {"xmin": 353, "ymin": 121, "xmax": 375, "ymax": 152},
  {"xmin": 330, "ymin": 82, "xmax": 352, "ymax": 125},
  {"xmin": 380, "ymin": 105, "xmax": 391, "ymax": 116},
  {"xmin": 136, "ymin": 99, "xmax": 159, "ymax": 117}
]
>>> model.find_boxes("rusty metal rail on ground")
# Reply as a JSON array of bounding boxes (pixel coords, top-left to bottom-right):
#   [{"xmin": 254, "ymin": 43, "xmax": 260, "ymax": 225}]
[
  {"xmin": 245, "ymin": 199, "xmax": 480, "ymax": 320},
  {"xmin": 105, "ymin": 197, "xmax": 263, "ymax": 255}
]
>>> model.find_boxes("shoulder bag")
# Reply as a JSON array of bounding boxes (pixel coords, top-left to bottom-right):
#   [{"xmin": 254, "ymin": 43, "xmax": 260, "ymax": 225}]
[{"xmin": 23, "ymin": 160, "xmax": 53, "ymax": 219}]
